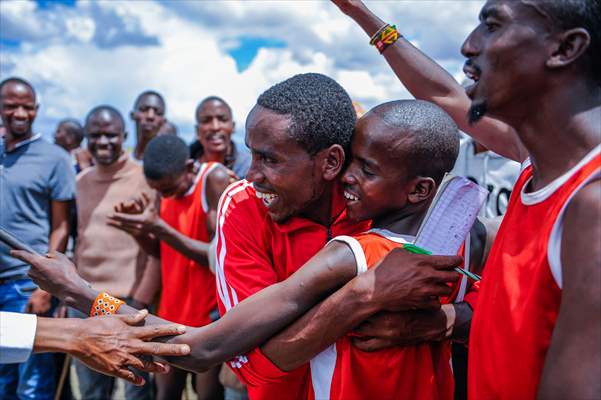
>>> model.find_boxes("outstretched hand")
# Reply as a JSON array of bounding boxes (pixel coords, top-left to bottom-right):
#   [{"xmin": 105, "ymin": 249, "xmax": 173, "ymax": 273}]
[
  {"xmin": 72, "ymin": 309, "xmax": 191, "ymax": 386},
  {"xmin": 11, "ymin": 250, "xmax": 86, "ymax": 303}
]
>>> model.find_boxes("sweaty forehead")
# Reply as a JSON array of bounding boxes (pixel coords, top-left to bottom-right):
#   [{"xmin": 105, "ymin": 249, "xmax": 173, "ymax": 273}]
[
  {"xmin": 245, "ymin": 106, "xmax": 297, "ymax": 149},
  {"xmin": 197, "ymin": 100, "xmax": 232, "ymax": 118},
  {"xmin": 136, "ymin": 94, "xmax": 165, "ymax": 111},
  {"xmin": 355, "ymin": 113, "xmax": 414, "ymax": 161}
]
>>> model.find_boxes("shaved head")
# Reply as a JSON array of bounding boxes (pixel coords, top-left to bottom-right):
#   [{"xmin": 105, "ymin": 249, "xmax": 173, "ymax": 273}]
[{"xmin": 0, "ymin": 77, "xmax": 36, "ymax": 102}]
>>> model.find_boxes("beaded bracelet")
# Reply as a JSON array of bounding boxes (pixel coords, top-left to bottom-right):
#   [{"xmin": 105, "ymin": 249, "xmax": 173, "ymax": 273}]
[
  {"xmin": 370, "ymin": 24, "xmax": 401, "ymax": 54},
  {"xmin": 90, "ymin": 292, "xmax": 124, "ymax": 317}
]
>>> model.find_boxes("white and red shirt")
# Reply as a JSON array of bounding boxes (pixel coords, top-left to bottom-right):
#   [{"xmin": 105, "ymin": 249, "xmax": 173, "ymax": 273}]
[
  {"xmin": 469, "ymin": 145, "xmax": 600, "ymax": 399},
  {"xmin": 214, "ymin": 180, "xmax": 369, "ymax": 400}
]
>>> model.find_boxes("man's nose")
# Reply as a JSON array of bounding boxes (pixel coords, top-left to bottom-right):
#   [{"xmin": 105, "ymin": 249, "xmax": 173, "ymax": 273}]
[
  {"xmin": 146, "ymin": 108, "xmax": 156, "ymax": 119},
  {"xmin": 13, "ymin": 106, "xmax": 28, "ymax": 119},
  {"xmin": 210, "ymin": 118, "xmax": 220, "ymax": 131},
  {"xmin": 461, "ymin": 26, "xmax": 481, "ymax": 58},
  {"xmin": 246, "ymin": 160, "xmax": 263, "ymax": 184},
  {"xmin": 98, "ymin": 135, "xmax": 110, "ymax": 145}
]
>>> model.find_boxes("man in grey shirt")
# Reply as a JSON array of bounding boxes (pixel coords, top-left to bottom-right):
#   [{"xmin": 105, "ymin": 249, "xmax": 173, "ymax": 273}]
[{"xmin": 0, "ymin": 77, "xmax": 75, "ymax": 399}]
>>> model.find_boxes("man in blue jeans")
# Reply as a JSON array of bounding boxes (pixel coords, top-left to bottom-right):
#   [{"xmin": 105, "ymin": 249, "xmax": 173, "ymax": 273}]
[{"xmin": 0, "ymin": 77, "xmax": 75, "ymax": 400}]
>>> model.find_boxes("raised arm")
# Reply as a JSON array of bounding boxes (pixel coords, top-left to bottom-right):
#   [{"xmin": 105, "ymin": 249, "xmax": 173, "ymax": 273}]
[
  {"xmin": 332, "ymin": 0, "xmax": 527, "ymax": 161},
  {"xmin": 537, "ymin": 181, "xmax": 601, "ymax": 399}
]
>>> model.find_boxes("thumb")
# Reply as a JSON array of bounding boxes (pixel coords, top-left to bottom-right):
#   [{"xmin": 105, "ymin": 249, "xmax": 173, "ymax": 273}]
[{"xmin": 120, "ymin": 309, "xmax": 148, "ymax": 326}]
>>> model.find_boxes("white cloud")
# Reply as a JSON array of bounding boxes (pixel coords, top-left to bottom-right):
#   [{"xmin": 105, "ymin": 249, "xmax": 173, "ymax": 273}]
[{"xmin": 0, "ymin": 0, "xmax": 484, "ymax": 146}]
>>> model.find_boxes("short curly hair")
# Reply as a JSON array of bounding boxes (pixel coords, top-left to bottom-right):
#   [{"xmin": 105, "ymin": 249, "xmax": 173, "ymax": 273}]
[
  {"xmin": 143, "ymin": 135, "xmax": 190, "ymax": 180},
  {"xmin": 257, "ymin": 73, "xmax": 356, "ymax": 155}
]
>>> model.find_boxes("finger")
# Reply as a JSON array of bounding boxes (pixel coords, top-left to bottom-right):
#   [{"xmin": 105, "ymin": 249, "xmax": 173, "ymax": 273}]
[
  {"xmin": 118, "ymin": 309, "xmax": 149, "ymax": 325},
  {"xmin": 430, "ymin": 270, "xmax": 461, "ymax": 284},
  {"xmin": 136, "ymin": 359, "xmax": 171, "ymax": 374},
  {"xmin": 135, "ymin": 323, "xmax": 187, "ymax": 339},
  {"xmin": 133, "ymin": 341, "xmax": 191, "ymax": 356},
  {"xmin": 351, "ymin": 337, "xmax": 393, "ymax": 352},
  {"xmin": 9, "ymin": 250, "xmax": 40, "ymax": 264},
  {"xmin": 114, "ymin": 367, "xmax": 145, "ymax": 386},
  {"xmin": 428, "ymin": 255, "xmax": 464, "ymax": 270}
]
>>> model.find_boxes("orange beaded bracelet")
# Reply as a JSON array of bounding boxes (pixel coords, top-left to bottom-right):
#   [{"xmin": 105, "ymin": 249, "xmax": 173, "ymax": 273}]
[{"xmin": 90, "ymin": 292, "xmax": 124, "ymax": 317}]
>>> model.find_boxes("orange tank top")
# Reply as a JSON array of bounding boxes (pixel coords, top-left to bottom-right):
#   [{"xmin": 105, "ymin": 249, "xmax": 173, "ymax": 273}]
[
  {"xmin": 158, "ymin": 162, "xmax": 218, "ymax": 327},
  {"xmin": 469, "ymin": 146, "xmax": 601, "ymax": 399}
]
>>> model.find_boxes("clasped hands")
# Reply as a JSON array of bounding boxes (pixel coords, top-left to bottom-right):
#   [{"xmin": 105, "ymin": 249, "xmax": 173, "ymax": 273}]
[{"xmin": 353, "ymin": 247, "xmax": 462, "ymax": 352}]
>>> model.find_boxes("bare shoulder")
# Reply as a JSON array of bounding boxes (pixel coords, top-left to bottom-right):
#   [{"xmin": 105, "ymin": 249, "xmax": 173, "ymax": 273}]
[
  {"xmin": 207, "ymin": 163, "xmax": 232, "ymax": 186},
  {"xmin": 561, "ymin": 179, "xmax": 601, "ymax": 291}
]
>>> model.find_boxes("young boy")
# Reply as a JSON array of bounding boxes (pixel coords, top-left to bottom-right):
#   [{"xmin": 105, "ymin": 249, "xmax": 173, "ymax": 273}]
[{"xmin": 108, "ymin": 135, "xmax": 231, "ymax": 400}]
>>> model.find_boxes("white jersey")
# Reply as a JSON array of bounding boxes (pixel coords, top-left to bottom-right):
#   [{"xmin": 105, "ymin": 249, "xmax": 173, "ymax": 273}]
[{"xmin": 451, "ymin": 137, "xmax": 521, "ymax": 217}]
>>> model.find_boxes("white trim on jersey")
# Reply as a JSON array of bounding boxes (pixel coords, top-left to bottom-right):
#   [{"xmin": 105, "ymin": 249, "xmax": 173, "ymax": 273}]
[
  {"xmin": 521, "ymin": 145, "xmax": 600, "ymax": 205},
  {"xmin": 200, "ymin": 163, "xmax": 219, "ymax": 213},
  {"xmin": 182, "ymin": 163, "xmax": 204, "ymax": 197},
  {"xmin": 547, "ymin": 169, "xmax": 600, "ymax": 289},
  {"xmin": 214, "ymin": 180, "xmax": 251, "ymax": 313},
  {"xmin": 367, "ymin": 228, "xmax": 414, "ymax": 244},
  {"xmin": 310, "ymin": 345, "xmax": 337, "ymax": 400},
  {"xmin": 455, "ymin": 234, "xmax": 471, "ymax": 303},
  {"xmin": 328, "ymin": 236, "xmax": 368, "ymax": 275}
]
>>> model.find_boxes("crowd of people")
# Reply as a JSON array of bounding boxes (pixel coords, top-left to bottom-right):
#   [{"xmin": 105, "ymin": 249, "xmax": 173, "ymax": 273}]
[{"xmin": 1, "ymin": 0, "xmax": 599, "ymax": 400}]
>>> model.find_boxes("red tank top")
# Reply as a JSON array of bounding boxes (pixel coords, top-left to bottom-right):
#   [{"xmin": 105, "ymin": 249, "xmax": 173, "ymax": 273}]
[
  {"xmin": 158, "ymin": 162, "xmax": 218, "ymax": 327},
  {"xmin": 469, "ymin": 146, "xmax": 601, "ymax": 399}
]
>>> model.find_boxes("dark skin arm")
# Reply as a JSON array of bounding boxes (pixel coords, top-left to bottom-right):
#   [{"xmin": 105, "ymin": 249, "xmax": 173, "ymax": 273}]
[
  {"xmin": 261, "ymin": 249, "xmax": 461, "ymax": 371},
  {"xmin": 108, "ymin": 166, "xmax": 231, "ymax": 265},
  {"xmin": 130, "ymin": 256, "xmax": 162, "ymax": 310},
  {"xmin": 331, "ymin": 0, "xmax": 527, "ymax": 162},
  {"xmin": 537, "ymin": 181, "xmax": 601, "ymax": 400},
  {"xmin": 12, "ymin": 243, "xmax": 460, "ymax": 374},
  {"xmin": 27, "ymin": 199, "xmax": 71, "ymax": 315}
]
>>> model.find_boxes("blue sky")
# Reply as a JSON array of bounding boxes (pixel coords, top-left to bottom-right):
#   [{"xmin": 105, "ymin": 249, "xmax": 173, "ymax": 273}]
[{"xmin": 1, "ymin": 0, "xmax": 483, "ymax": 148}]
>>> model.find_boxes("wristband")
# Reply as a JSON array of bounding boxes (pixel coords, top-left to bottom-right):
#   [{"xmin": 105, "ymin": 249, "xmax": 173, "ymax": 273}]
[
  {"xmin": 90, "ymin": 292, "xmax": 124, "ymax": 317},
  {"xmin": 370, "ymin": 24, "xmax": 401, "ymax": 54}
]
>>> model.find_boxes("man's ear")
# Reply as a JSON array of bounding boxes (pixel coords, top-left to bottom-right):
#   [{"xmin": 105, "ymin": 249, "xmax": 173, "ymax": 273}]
[
  {"xmin": 195, "ymin": 124, "xmax": 201, "ymax": 140},
  {"xmin": 130, "ymin": 111, "xmax": 136, "ymax": 121},
  {"xmin": 123, "ymin": 131, "xmax": 128, "ymax": 141},
  {"xmin": 317, "ymin": 144, "xmax": 345, "ymax": 181},
  {"xmin": 546, "ymin": 28, "xmax": 591, "ymax": 70},
  {"xmin": 407, "ymin": 177, "xmax": 436, "ymax": 204},
  {"xmin": 185, "ymin": 158, "xmax": 196, "ymax": 172}
]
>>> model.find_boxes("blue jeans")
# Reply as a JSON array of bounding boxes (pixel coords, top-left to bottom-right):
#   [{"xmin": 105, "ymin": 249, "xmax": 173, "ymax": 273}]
[
  {"xmin": 0, "ymin": 279, "xmax": 56, "ymax": 400},
  {"xmin": 68, "ymin": 307, "xmax": 153, "ymax": 400}
]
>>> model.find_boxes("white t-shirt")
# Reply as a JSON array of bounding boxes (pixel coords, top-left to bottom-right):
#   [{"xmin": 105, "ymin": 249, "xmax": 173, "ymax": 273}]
[{"xmin": 451, "ymin": 137, "xmax": 521, "ymax": 217}]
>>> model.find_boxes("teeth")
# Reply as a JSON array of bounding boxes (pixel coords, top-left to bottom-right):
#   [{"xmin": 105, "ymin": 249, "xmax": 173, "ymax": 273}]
[
  {"xmin": 256, "ymin": 190, "xmax": 279, "ymax": 206},
  {"xmin": 344, "ymin": 191, "xmax": 359, "ymax": 201}
]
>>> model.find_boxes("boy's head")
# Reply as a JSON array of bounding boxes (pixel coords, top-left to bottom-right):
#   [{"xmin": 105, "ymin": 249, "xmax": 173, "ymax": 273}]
[
  {"xmin": 143, "ymin": 135, "xmax": 195, "ymax": 198},
  {"xmin": 342, "ymin": 100, "xmax": 459, "ymax": 223},
  {"xmin": 85, "ymin": 105, "xmax": 126, "ymax": 166}
]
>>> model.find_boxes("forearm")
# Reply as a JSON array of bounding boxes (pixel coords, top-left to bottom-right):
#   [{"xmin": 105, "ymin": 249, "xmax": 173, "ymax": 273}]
[
  {"xmin": 154, "ymin": 221, "xmax": 209, "ymax": 265},
  {"xmin": 49, "ymin": 224, "xmax": 69, "ymax": 253},
  {"xmin": 261, "ymin": 275, "xmax": 379, "ymax": 371},
  {"xmin": 133, "ymin": 234, "xmax": 160, "ymax": 259},
  {"xmin": 131, "ymin": 256, "xmax": 161, "ymax": 307}
]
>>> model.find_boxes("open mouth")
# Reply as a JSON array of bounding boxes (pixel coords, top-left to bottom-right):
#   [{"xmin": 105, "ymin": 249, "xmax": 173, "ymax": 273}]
[
  {"xmin": 343, "ymin": 190, "xmax": 359, "ymax": 202},
  {"xmin": 255, "ymin": 189, "xmax": 279, "ymax": 208},
  {"xmin": 463, "ymin": 60, "xmax": 481, "ymax": 98}
]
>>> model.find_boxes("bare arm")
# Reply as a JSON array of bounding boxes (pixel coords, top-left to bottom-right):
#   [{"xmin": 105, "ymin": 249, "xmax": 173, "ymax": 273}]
[
  {"xmin": 49, "ymin": 200, "xmax": 71, "ymax": 252},
  {"xmin": 332, "ymin": 0, "xmax": 527, "ymax": 162},
  {"xmin": 12, "ymin": 242, "xmax": 359, "ymax": 373},
  {"xmin": 261, "ymin": 249, "xmax": 461, "ymax": 371},
  {"xmin": 537, "ymin": 181, "xmax": 601, "ymax": 399},
  {"xmin": 130, "ymin": 256, "xmax": 162, "ymax": 309}
]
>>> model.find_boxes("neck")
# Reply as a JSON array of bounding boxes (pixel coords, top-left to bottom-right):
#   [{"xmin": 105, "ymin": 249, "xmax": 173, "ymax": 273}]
[
  {"xmin": 96, "ymin": 152, "xmax": 127, "ymax": 175},
  {"xmin": 5, "ymin": 131, "xmax": 33, "ymax": 152},
  {"xmin": 373, "ymin": 205, "xmax": 428, "ymax": 237},
  {"xmin": 300, "ymin": 181, "xmax": 339, "ymax": 226},
  {"xmin": 134, "ymin": 131, "xmax": 153, "ymax": 160},
  {"xmin": 200, "ymin": 143, "xmax": 232, "ymax": 164},
  {"xmin": 502, "ymin": 79, "xmax": 600, "ymax": 190}
]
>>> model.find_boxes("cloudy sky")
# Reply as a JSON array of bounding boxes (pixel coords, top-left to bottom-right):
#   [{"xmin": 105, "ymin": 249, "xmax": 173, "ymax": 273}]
[{"xmin": 0, "ymin": 0, "xmax": 484, "ymax": 148}]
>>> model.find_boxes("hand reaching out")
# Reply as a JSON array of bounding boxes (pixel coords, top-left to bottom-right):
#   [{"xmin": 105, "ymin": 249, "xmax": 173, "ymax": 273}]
[{"xmin": 108, "ymin": 193, "xmax": 162, "ymax": 237}]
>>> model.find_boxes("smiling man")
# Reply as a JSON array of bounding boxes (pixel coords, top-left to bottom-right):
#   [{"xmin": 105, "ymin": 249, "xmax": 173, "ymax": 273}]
[
  {"xmin": 334, "ymin": 0, "xmax": 600, "ymax": 398},
  {"xmin": 71, "ymin": 105, "xmax": 156, "ymax": 400},
  {"xmin": 190, "ymin": 96, "xmax": 251, "ymax": 178},
  {"xmin": 0, "ymin": 77, "xmax": 75, "ymax": 400}
]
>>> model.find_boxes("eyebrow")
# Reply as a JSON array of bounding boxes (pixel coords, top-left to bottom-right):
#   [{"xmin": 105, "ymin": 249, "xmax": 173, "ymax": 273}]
[
  {"xmin": 479, "ymin": 5, "xmax": 503, "ymax": 21},
  {"xmin": 355, "ymin": 154, "xmax": 381, "ymax": 171}
]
